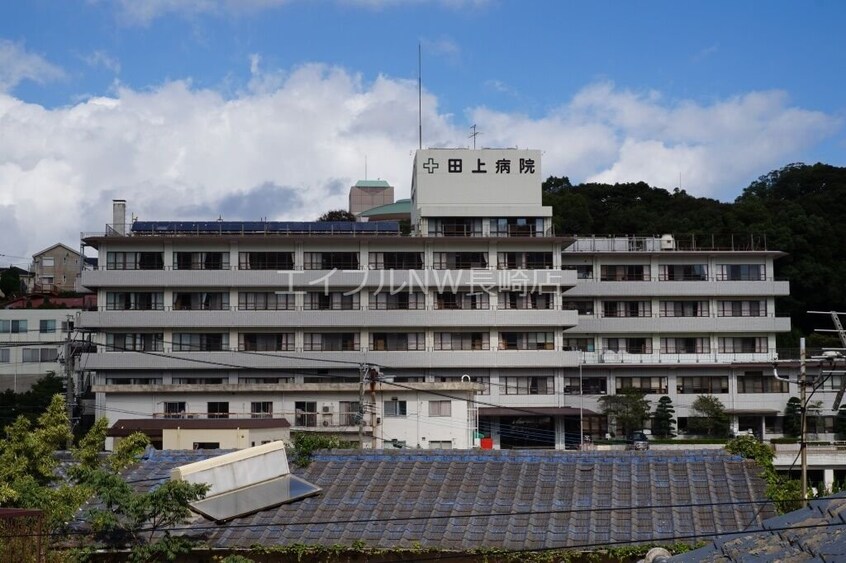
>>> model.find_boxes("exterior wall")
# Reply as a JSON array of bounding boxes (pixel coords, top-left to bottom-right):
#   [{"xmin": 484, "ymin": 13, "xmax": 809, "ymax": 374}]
[
  {"xmin": 0, "ymin": 308, "xmax": 78, "ymax": 391},
  {"xmin": 32, "ymin": 245, "xmax": 82, "ymax": 292},
  {"xmin": 161, "ymin": 427, "xmax": 290, "ymax": 450},
  {"xmin": 349, "ymin": 184, "xmax": 394, "ymax": 216}
]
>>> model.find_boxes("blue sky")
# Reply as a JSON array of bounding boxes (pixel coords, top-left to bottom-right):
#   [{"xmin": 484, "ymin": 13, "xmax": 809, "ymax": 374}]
[{"xmin": 0, "ymin": 0, "xmax": 844, "ymax": 263}]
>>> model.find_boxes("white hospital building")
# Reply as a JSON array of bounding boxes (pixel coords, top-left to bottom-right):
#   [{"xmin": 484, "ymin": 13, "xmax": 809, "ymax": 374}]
[{"xmin": 78, "ymin": 148, "xmax": 794, "ymax": 450}]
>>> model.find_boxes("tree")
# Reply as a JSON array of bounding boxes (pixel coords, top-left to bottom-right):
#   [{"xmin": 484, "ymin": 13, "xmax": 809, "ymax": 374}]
[
  {"xmin": 783, "ymin": 397, "xmax": 802, "ymax": 437},
  {"xmin": 598, "ymin": 389, "xmax": 650, "ymax": 437},
  {"xmin": 0, "ymin": 395, "xmax": 208, "ymax": 561},
  {"xmin": 688, "ymin": 395, "xmax": 730, "ymax": 437},
  {"xmin": 835, "ymin": 408, "xmax": 846, "ymax": 439},
  {"xmin": 726, "ymin": 436, "xmax": 802, "ymax": 513},
  {"xmin": 652, "ymin": 396, "xmax": 676, "ymax": 438},
  {"xmin": 316, "ymin": 209, "xmax": 356, "ymax": 222}
]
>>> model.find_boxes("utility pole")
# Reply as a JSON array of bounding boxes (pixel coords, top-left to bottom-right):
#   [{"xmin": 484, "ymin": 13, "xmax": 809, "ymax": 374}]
[
  {"xmin": 369, "ymin": 367, "xmax": 379, "ymax": 449},
  {"xmin": 64, "ymin": 316, "xmax": 76, "ymax": 449},
  {"xmin": 800, "ymin": 337, "xmax": 808, "ymax": 506},
  {"xmin": 358, "ymin": 364, "xmax": 366, "ymax": 448}
]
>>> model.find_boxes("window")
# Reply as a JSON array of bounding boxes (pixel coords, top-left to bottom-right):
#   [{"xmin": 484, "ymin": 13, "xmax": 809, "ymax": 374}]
[
  {"xmin": 207, "ymin": 402, "xmax": 229, "ymax": 419},
  {"xmin": 238, "ymin": 292, "xmax": 294, "ymax": 311},
  {"xmin": 499, "ymin": 332, "xmax": 554, "ymax": 350},
  {"xmin": 718, "ymin": 337, "xmax": 768, "ymax": 354},
  {"xmin": 432, "ymin": 252, "xmax": 488, "ymax": 269},
  {"xmin": 738, "ymin": 371, "xmax": 788, "ymax": 393},
  {"xmin": 503, "ymin": 376, "xmax": 555, "ymax": 395},
  {"xmin": 106, "ymin": 251, "xmax": 164, "ymax": 270},
  {"xmin": 497, "ymin": 252, "xmax": 552, "ymax": 269},
  {"xmin": 434, "ymin": 332, "xmax": 489, "ymax": 351},
  {"xmin": 562, "ymin": 264, "xmax": 593, "ymax": 279},
  {"xmin": 41, "ymin": 257, "xmax": 55, "ymax": 267},
  {"xmin": 370, "ymin": 332, "xmax": 425, "ymax": 351},
  {"xmin": 0, "ymin": 349, "xmax": 9, "ymax": 363},
  {"xmin": 40, "ymin": 319, "xmax": 56, "ymax": 333},
  {"xmin": 428, "ymin": 400, "xmax": 452, "ymax": 417},
  {"xmin": 717, "ymin": 264, "xmax": 765, "ymax": 281},
  {"xmin": 106, "ymin": 333, "xmax": 164, "ymax": 352},
  {"xmin": 368, "ymin": 252, "xmax": 424, "ymax": 269},
  {"xmin": 562, "ymin": 338, "xmax": 595, "ymax": 352},
  {"xmin": 106, "ymin": 292, "xmax": 165, "ymax": 311},
  {"xmin": 428, "ymin": 440, "xmax": 453, "ymax": 449},
  {"xmin": 293, "ymin": 401, "xmax": 317, "ymax": 427},
  {"xmin": 173, "ymin": 292, "xmax": 230, "ymax": 311},
  {"xmin": 602, "ymin": 301, "xmax": 651, "ymax": 318},
  {"xmin": 303, "ymin": 333, "xmax": 359, "ymax": 352},
  {"xmin": 434, "ymin": 292, "xmax": 489, "ymax": 310},
  {"xmin": 659, "ymin": 264, "xmax": 708, "ymax": 281},
  {"xmin": 677, "ymin": 377, "xmax": 728, "ymax": 394},
  {"xmin": 339, "ymin": 401, "xmax": 361, "ymax": 426},
  {"xmin": 660, "ymin": 337, "xmax": 711, "ymax": 354},
  {"xmin": 498, "ymin": 292, "xmax": 554, "ymax": 310},
  {"xmin": 239, "ymin": 333, "xmax": 294, "ymax": 352},
  {"xmin": 369, "ymin": 292, "xmax": 425, "ymax": 310},
  {"xmin": 0, "ymin": 320, "xmax": 28, "ymax": 334},
  {"xmin": 251, "ymin": 402, "xmax": 273, "ymax": 419},
  {"xmin": 163, "ymin": 402, "xmax": 186, "ymax": 419},
  {"xmin": 600, "ymin": 265, "xmax": 649, "ymax": 281},
  {"xmin": 490, "ymin": 217, "xmax": 543, "ymax": 237},
  {"xmin": 603, "ymin": 338, "xmax": 652, "ymax": 354},
  {"xmin": 238, "ymin": 252, "xmax": 294, "ymax": 270},
  {"xmin": 303, "ymin": 252, "xmax": 359, "ymax": 270},
  {"xmin": 193, "ymin": 442, "xmax": 220, "ymax": 450},
  {"xmin": 172, "ymin": 333, "xmax": 228, "ymax": 352},
  {"xmin": 428, "ymin": 217, "xmax": 483, "ymax": 237},
  {"xmin": 615, "ymin": 377, "xmax": 668, "ymax": 394},
  {"xmin": 563, "ymin": 300, "xmax": 594, "ymax": 315},
  {"xmin": 304, "ymin": 292, "xmax": 359, "ymax": 310},
  {"xmin": 22, "ymin": 348, "xmax": 57, "ymax": 363},
  {"xmin": 383, "ymin": 399, "xmax": 407, "ymax": 417},
  {"xmin": 563, "ymin": 377, "xmax": 606, "ymax": 394},
  {"xmin": 659, "ymin": 301, "xmax": 709, "ymax": 317},
  {"xmin": 717, "ymin": 300, "xmax": 767, "ymax": 317},
  {"xmin": 173, "ymin": 252, "xmax": 229, "ymax": 270}
]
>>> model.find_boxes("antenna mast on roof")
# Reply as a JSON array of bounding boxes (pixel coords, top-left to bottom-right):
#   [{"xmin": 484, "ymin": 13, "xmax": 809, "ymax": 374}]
[
  {"xmin": 469, "ymin": 124, "xmax": 481, "ymax": 150},
  {"xmin": 418, "ymin": 43, "xmax": 422, "ymax": 150}
]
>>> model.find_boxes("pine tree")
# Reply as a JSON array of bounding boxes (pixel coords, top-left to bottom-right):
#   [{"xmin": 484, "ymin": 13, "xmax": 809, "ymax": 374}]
[{"xmin": 652, "ymin": 396, "xmax": 676, "ymax": 438}]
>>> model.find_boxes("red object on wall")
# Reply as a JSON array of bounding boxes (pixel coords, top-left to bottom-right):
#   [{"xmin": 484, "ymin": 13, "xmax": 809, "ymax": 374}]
[{"xmin": 480, "ymin": 437, "xmax": 493, "ymax": 450}]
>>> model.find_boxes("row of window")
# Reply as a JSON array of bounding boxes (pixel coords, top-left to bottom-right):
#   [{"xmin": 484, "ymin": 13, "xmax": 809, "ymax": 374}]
[
  {"xmin": 563, "ymin": 264, "xmax": 767, "ymax": 281},
  {"xmin": 0, "ymin": 319, "xmax": 69, "ymax": 333},
  {"xmin": 159, "ymin": 399, "xmax": 453, "ymax": 424},
  {"xmin": 102, "ymin": 291, "xmax": 771, "ymax": 317},
  {"xmin": 0, "ymin": 347, "xmax": 58, "ymax": 363},
  {"xmin": 103, "ymin": 251, "xmax": 767, "ymax": 279},
  {"xmin": 103, "ymin": 331, "xmax": 771, "ymax": 354}
]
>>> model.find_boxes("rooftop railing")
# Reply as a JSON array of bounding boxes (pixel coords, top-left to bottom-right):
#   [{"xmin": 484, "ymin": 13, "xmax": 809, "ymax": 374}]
[{"xmin": 566, "ymin": 234, "xmax": 770, "ymax": 253}]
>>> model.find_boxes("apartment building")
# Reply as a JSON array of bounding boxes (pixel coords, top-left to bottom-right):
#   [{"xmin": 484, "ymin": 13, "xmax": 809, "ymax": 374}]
[
  {"xmin": 78, "ymin": 148, "xmax": 792, "ymax": 449},
  {"xmin": 30, "ymin": 243, "xmax": 83, "ymax": 293},
  {"xmin": 0, "ymin": 308, "xmax": 77, "ymax": 391}
]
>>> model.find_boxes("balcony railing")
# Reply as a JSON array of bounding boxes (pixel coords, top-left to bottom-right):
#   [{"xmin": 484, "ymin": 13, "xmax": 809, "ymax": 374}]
[{"xmin": 566, "ymin": 234, "xmax": 770, "ymax": 252}]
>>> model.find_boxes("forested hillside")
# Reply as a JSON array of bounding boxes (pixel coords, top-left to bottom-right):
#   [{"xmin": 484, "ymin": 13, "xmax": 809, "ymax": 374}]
[{"xmin": 542, "ymin": 163, "xmax": 846, "ymax": 341}]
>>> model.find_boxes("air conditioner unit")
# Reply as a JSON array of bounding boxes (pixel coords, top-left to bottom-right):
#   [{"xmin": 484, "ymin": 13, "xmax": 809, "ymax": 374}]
[{"xmin": 322, "ymin": 405, "xmax": 333, "ymax": 414}]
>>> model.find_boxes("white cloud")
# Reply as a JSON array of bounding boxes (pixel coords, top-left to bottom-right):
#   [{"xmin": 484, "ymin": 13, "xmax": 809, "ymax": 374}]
[
  {"xmin": 81, "ymin": 50, "xmax": 122, "ymax": 74},
  {"xmin": 0, "ymin": 40, "xmax": 65, "ymax": 93},
  {"xmin": 0, "ymin": 68, "xmax": 838, "ymax": 262},
  {"xmin": 471, "ymin": 82, "xmax": 838, "ymax": 199},
  {"xmin": 111, "ymin": 0, "xmax": 290, "ymax": 26}
]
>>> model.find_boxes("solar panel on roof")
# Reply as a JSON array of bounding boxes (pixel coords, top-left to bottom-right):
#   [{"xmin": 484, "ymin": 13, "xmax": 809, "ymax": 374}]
[
  {"xmin": 189, "ymin": 474, "xmax": 321, "ymax": 523},
  {"xmin": 131, "ymin": 220, "xmax": 400, "ymax": 234}
]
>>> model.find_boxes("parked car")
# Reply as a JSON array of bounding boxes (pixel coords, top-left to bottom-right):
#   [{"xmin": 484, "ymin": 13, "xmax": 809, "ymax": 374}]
[{"xmin": 626, "ymin": 431, "xmax": 650, "ymax": 451}]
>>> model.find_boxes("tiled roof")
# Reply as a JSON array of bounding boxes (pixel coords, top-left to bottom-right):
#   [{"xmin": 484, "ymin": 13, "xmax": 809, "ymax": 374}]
[
  {"xmin": 671, "ymin": 492, "xmax": 846, "ymax": 562},
  {"xmin": 119, "ymin": 448, "xmax": 775, "ymax": 552}
]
